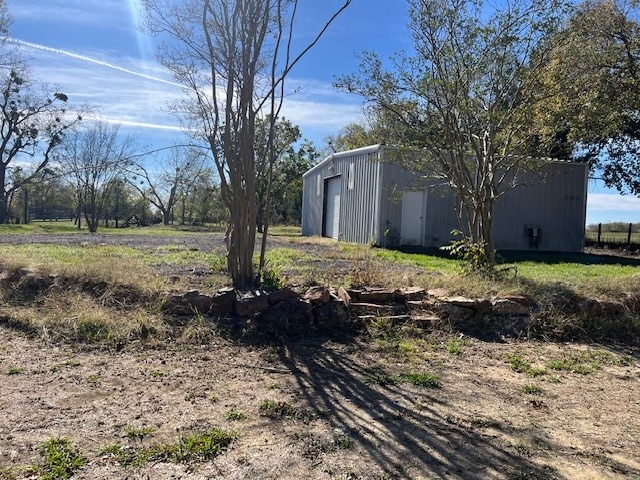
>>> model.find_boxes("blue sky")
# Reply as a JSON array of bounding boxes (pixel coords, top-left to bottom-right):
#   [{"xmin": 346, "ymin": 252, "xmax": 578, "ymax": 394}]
[{"xmin": 5, "ymin": 0, "xmax": 640, "ymax": 225}]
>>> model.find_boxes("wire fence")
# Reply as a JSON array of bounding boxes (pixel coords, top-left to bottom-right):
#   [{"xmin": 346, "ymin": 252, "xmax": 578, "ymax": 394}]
[{"xmin": 585, "ymin": 223, "xmax": 640, "ymax": 247}]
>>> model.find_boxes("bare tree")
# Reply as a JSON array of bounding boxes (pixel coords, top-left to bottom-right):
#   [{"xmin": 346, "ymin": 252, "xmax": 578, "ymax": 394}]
[
  {"xmin": 127, "ymin": 146, "xmax": 208, "ymax": 226},
  {"xmin": 141, "ymin": 0, "xmax": 351, "ymax": 288},
  {"xmin": 338, "ymin": 0, "xmax": 568, "ymax": 271},
  {"xmin": 0, "ymin": 64, "xmax": 81, "ymax": 223},
  {"xmin": 60, "ymin": 122, "xmax": 137, "ymax": 233}
]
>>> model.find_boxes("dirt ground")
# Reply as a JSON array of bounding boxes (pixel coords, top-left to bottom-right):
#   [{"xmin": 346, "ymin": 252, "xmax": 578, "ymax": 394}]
[{"xmin": 0, "ymin": 232, "xmax": 639, "ymax": 479}]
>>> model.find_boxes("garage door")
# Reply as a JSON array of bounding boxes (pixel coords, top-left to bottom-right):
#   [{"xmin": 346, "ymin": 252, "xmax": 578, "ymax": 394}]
[{"xmin": 324, "ymin": 176, "xmax": 341, "ymax": 239}]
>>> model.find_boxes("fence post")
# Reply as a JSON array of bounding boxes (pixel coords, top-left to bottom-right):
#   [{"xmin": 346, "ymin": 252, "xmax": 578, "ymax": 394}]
[
  {"xmin": 597, "ymin": 223, "xmax": 602, "ymax": 244},
  {"xmin": 628, "ymin": 223, "xmax": 632, "ymax": 247}
]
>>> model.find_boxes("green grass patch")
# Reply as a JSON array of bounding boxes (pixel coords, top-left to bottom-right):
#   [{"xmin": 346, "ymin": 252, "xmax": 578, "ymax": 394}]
[
  {"xmin": 224, "ymin": 408, "xmax": 247, "ymax": 421},
  {"xmin": 404, "ymin": 372, "xmax": 442, "ymax": 388},
  {"xmin": 508, "ymin": 354, "xmax": 546, "ymax": 377},
  {"xmin": 150, "ymin": 428, "xmax": 236, "ymax": 462},
  {"xmin": 39, "ymin": 437, "xmax": 86, "ymax": 480},
  {"xmin": 6, "ymin": 366, "xmax": 25, "ymax": 375},
  {"xmin": 124, "ymin": 425, "xmax": 155, "ymax": 442},
  {"xmin": 521, "ymin": 384, "xmax": 543, "ymax": 395},
  {"xmin": 545, "ymin": 349, "xmax": 630, "ymax": 375}
]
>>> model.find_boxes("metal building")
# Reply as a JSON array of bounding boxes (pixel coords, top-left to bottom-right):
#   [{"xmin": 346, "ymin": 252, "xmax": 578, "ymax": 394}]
[{"xmin": 301, "ymin": 145, "xmax": 588, "ymax": 252}]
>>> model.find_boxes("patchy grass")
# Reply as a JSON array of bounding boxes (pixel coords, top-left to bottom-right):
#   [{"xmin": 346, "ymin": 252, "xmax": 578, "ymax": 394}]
[
  {"xmin": 404, "ymin": 372, "xmax": 442, "ymax": 388},
  {"xmin": 39, "ymin": 437, "xmax": 86, "ymax": 480}
]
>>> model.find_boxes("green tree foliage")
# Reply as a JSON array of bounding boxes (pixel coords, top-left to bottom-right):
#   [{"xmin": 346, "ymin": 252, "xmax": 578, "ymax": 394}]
[
  {"xmin": 270, "ymin": 141, "xmax": 320, "ymax": 225},
  {"xmin": 255, "ymin": 116, "xmax": 301, "ymax": 232},
  {"xmin": 530, "ymin": 0, "xmax": 640, "ymax": 196},
  {"xmin": 337, "ymin": 0, "xmax": 568, "ymax": 270}
]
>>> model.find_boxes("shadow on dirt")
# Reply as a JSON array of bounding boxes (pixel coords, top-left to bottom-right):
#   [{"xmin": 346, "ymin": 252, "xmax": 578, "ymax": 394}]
[{"xmin": 272, "ymin": 334, "xmax": 561, "ymax": 480}]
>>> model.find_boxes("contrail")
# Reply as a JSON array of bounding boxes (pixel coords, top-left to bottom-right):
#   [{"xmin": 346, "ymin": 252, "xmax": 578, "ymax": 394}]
[{"xmin": 10, "ymin": 38, "xmax": 186, "ymax": 89}]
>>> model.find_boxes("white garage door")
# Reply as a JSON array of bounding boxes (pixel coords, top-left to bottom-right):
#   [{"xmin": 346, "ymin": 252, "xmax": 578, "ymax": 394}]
[{"xmin": 324, "ymin": 176, "xmax": 341, "ymax": 239}]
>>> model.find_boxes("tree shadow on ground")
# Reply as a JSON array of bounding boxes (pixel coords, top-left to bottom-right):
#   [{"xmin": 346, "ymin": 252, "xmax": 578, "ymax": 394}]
[{"xmin": 273, "ymin": 334, "xmax": 562, "ymax": 479}]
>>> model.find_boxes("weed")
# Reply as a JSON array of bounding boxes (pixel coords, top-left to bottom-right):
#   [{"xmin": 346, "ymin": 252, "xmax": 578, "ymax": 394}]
[
  {"xmin": 259, "ymin": 399, "xmax": 316, "ymax": 423},
  {"xmin": 446, "ymin": 338, "xmax": 465, "ymax": 355},
  {"xmin": 362, "ymin": 366, "xmax": 399, "ymax": 386},
  {"xmin": 224, "ymin": 408, "xmax": 247, "ymax": 421},
  {"xmin": 545, "ymin": 349, "xmax": 623, "ymax": 375},
  {"xmin": 521, "ymin": 384, "xmax": 543, "ymax": 395},
  {"xmin": 100, "ymin": 443, "xmax": 147, "ymax": 467},
  {"xmin": 299, "ymin": 430, "xmax": 352, "ymax": 459},
  {"xmin": 7, "ymin": 366, "xmax": 25, "ymax": 375},
  {"xmin": 40, "ymin": 437, "xmax": 86, "ymax": 480},
  {"xmin": 150, "ymin": 370, "xmax": 165, "ymax": 378},
  {"xmin": 261, "ymin": 265, "xmax": 286, "ymax": 289},
  {"xmin": 509, "ymin": 354, "xmax": 532, "ymax": 373},
  {"xmin": 508, "ymin": 354, "xmax": 546, "ymax": 377},
  {"xmin": 124, "ymin": 425, "xmax": 155, "ymax": 442},
  {"xmin": 86, "ymin": 374, "xmax": 100, "ymax": 386},
  {"xmin": 404, "ymin": 372, "xmax": 442, "ymax": 388},
  {"xmin": 65, "ymin": 359, "xmax": 81, "ymax": 367},
  {"xmin": 180, "ymin": 314, "xmax": 218, "ymax": 345},
  {"xmin": 149, "ymin": 428, "xmax": 236, "ymax": 463}
]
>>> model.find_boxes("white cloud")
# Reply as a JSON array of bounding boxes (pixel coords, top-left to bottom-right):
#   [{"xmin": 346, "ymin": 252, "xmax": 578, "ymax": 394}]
[{"xmin": 588, "ymin": 193, "xmax": 640, "ymax": 212}]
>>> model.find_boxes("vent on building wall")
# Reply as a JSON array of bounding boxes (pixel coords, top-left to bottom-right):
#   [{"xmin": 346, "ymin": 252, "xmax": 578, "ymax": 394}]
[{"xmin": 526, "ymin": 225, "xmax": 541, "ymax": 248}]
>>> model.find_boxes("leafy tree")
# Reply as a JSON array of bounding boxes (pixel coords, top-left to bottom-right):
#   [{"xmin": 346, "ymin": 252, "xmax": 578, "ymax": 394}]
[
  {"xmin": 337, "ymin": 0, "xmax": 567, "ymax": 270},
  {"xmin": 60, "ymin": 122, "xmax": 136, "ymax": 233},
  {"xmin": 0, "ymin": 64, "xmax": 81, "ymax": 223},
  {"xmin": 530, "ymin": 0, "xmax": 640, "ymax": 196},
  {"xmin": 270, "ymin": 140, "xmax": 319, "ymax": 225},
  {"xmin": 141, "ymin": 0, "xmax": 351, "ymax": 288},
  {"xmin": 255, "ymin": 116, "xmax": 300, "ymax": 232}
]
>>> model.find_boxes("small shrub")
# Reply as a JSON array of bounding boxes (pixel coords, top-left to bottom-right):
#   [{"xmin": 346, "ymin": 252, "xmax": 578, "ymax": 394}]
[
  {"xmin": 261, "ymin": 265, "xmax": 285, "ymax": 289},
  {"xmin": 7, "ymin": 366, "xmax": 25, "ymax": 375},
  {"xmin": 40, "ymin": 437, "xmax": 86, "ymax": 480}
]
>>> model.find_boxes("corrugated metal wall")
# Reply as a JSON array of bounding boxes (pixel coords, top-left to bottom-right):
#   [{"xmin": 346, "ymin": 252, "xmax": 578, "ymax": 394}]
[
  {"xmin": 493, "ymin": 162, "xmax": 587, "ymax": 251},
  {"xmin": 302, "ymin": 146, "xmax": 588, "ymax": 252},
  {"xmin": 301, "ymin": 146, "xmax": 383, "ymax": 243}
]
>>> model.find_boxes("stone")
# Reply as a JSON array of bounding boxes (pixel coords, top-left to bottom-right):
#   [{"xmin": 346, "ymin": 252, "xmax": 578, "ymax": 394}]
[
  {"xmin": 235, "ymin": 290, "xmax": 269, "ymax": 317},
  {"xmin": 313, "ymin": 301, "xmax": 348, "ymax": 328},
  {"xmin": 443, "ymin": 296, "xmax": 480, "ymax": 310},
  {"xmin": 163, "ymin": 290, "xmax": 214, "ymax": 316},
  {"xmin": 258, "ymin": 297, "xmax": 313, "ymax": 335},
  {"xmin": 304, "ymin": 286, "xmax": 331, "ymax": 304},
  {"xmin": 267, "ymin": 288, "xmax": 298, "ymax": 305},
  {"xmin": 210, "ymin": 287, "xmax": 236, "ymax": 316},
  {"xmin": 502, "ymin": 295, "xmax": 535, "ymax": 308},
  {"xmin": 492, "ymin": 299, "xmax": 529, "ymax": 316},
  {"xmin": 348, "ymin": 288, "xmax": 401, "ymax": 304},
  {"xmin": 400, "ymin": 286, "xmax": 427, "ymax": 300}
]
